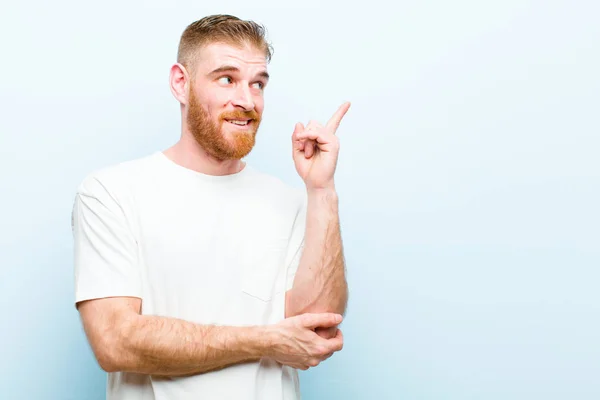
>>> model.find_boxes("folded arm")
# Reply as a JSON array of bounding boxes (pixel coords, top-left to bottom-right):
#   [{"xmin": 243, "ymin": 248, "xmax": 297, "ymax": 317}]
[
  {"xmin": 78, "ymin": 296, "xmax": 345, "ymax": 375},
  {"xmin": 77, "ymin": 297, "xmax": 266, "ymax": 376},
  {"xmin": 73, "ymin": 175, "xmax": 345, "ymax": 376}
]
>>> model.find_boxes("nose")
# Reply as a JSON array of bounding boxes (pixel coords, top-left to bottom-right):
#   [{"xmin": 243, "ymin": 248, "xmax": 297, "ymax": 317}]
[{"xmin": 232, "ymin": 84, "xmax": 255, "ymax": 111}]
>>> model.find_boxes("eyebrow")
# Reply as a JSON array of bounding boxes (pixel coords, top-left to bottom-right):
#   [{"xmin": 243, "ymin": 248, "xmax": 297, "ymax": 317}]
[{"xmin": 208, "ymin": 65, "xmax": 270, "ymax": 81}]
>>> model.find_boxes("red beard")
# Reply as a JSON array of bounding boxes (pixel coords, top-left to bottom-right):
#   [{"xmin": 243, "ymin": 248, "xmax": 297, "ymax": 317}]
[{"xmin": 187, "ymin": 89, "xmax": 261, "ymax": 160}]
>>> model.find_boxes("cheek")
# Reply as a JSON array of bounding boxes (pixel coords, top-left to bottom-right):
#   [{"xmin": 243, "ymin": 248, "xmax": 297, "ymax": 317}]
[
  {"xmin": 203, "ymin": 95, "xmax": 227, "ymax": 120},
  {"xmin": 254, "ymin": 96, "xmax": 265, "ymax": 114},
  {"xmin": 208, "ymin": 88, "xmax": 233, "ymax": 108},
  {"xmin": 198, "ymin": 87, "xmax": 226, "ymax": 109}
]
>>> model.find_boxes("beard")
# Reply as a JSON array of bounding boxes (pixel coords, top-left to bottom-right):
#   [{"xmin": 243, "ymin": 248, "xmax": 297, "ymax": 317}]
[{"xmin": 187, "ymin": 88, "xmax": 261, "ymax": 161}]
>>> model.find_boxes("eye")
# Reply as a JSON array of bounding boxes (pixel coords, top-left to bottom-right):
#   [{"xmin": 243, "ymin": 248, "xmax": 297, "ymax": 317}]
[
  {"xmin": 252, "ymin": 81, "xmax": 265, "ymax": 90},
  {"xmin": 218, "ymin": 76, "xmax": 232, "ymax": 85}
]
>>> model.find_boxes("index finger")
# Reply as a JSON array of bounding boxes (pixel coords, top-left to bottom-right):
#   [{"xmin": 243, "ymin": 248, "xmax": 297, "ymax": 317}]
[
  {"xmin": 326, "ymin": 102, "xmax": 351, "ymax": 133},
  {"xmin": 301, "ymin": 313, "xmax": 343, "ymax": 329}
]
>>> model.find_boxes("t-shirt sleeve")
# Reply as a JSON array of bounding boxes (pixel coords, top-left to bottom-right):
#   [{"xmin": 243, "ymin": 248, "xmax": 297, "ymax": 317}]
[
  {"xmin": 71, "ymin": 175, "xmax": 141, "ymax": 306},
  {"xmin": 284, "ymin": 191, "xmax": 307, "ymax": 291}
]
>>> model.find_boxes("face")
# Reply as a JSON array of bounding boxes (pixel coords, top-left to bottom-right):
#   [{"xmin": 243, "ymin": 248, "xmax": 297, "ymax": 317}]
[{"xmin": 185, "ymin": 42, "xmax": 268, "ymax": 160}]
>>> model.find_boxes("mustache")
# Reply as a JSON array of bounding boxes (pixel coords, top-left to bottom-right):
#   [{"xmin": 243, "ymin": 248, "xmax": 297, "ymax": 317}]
[{"xmin": 220, "ymin": 110, "xmax": 260, "ymax": 121}]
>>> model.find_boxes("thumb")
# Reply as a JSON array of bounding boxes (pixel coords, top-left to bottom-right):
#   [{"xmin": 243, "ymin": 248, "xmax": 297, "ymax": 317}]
[{"xmin": 301, "ymin": 313, "xmax": 343, "ymax": 330}]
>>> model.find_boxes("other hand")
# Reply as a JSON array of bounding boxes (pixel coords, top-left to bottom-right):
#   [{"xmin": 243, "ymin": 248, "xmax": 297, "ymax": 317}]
[{"xmin": 268, "ymin": 313, "xmax": 344, "ymax": 370}]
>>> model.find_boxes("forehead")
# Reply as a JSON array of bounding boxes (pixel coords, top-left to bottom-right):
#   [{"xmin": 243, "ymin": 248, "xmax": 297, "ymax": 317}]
[{"xmin": 194, "ymin": 42, "xmax": 268, "ymax": 76}]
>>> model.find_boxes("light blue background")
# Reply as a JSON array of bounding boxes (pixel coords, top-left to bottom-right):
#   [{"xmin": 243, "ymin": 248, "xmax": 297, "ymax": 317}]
[{"xmin": 1, "ymin": 1, "xmax": 599, "ymax": 399}]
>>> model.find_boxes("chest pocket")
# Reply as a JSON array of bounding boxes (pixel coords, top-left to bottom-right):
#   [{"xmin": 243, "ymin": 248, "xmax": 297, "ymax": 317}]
[{"xmin": 241, "ymin": 238, "xmax": 289, "ymax": 302}]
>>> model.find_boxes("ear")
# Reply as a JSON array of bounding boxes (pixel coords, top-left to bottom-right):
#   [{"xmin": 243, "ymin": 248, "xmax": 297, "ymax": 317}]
[{"xmin": 169, "ymin": 63, "xmax": 190, "ymax": 105}]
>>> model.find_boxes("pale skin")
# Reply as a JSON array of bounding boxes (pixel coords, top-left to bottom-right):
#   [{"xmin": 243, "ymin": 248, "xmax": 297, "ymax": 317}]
[
  {"xmin": 285, "ymin": 102, "xmax": 350, "ymax": 339},
  {"xmin": 77, "ymin": 41, "xmax": 348, "ymax": 376}
]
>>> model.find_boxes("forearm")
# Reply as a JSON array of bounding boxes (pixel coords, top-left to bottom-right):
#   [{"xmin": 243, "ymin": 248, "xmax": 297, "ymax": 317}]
[
  {"xmin": 287, "ymin": 188, "xmax": 348, "ymax": 317},
  {"xmin": 107, "ymin": 314, "xmax": 268, "ymax": 376}
]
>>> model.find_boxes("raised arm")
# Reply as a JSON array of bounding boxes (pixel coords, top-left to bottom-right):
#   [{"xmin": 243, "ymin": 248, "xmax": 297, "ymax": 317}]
[{"xmin": 286, "ymin": 103, "xmax": 351, "ymax": 319}]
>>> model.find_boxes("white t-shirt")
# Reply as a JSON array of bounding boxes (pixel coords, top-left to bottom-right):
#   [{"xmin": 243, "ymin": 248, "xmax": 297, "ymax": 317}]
[{"xmin": 71, "ymin": 151, "xmax": 307, "ymax": 400}]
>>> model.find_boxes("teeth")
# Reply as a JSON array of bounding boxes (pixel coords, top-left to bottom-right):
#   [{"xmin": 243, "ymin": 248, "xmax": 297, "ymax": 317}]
[{"xmin": 229, "ymin": 120, "xmax": 249, "ymax": 126}]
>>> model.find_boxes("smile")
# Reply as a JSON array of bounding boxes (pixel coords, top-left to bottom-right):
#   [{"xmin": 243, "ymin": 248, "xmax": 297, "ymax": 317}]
[{"xmin": 225, "ymin": 119, "xmax": 252, "ymax": 126}]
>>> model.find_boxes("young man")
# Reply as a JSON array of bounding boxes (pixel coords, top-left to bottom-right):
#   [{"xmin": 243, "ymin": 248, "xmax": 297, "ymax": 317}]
[{"xmin": 72, "ymin": 14, "xmax": 349, "ymax": 400}]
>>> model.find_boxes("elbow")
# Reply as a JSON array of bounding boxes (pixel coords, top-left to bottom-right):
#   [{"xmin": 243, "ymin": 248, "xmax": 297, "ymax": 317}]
[
  {"xmin": 88, "ymin": 334, "xmax": 119, "ymax": 372},
  {"xmin": 78, "ymin": 298, "xmax": 141, "ymax": 373},
  {"xmin": 93, "ymin": 336, "xmax": 125, "ymax": 373},
  {"xmin": 97, "ymin": 353, "xmax": 120, "ymax": 373},
  {"xmin": 91, "ymin": 325, "xmax": 133, "ymax": 373}
]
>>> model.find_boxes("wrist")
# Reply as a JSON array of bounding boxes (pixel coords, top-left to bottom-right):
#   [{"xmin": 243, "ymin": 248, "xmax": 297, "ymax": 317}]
[
  {"xmin": 248, "ymin": 325, "xmax": 277, "ymax": 359},
  {"xmin": 306, "ymin": 186, "xmax": 338, "ymax": 199},
  {"xmin": 257, "ymin": 324, "xmax": 282, "ymax": 359}
]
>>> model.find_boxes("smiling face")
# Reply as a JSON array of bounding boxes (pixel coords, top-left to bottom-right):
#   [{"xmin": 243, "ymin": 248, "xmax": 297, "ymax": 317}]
[{"xmin": 185, "ymin": 42, "xmax": 269, "ymax": 160}]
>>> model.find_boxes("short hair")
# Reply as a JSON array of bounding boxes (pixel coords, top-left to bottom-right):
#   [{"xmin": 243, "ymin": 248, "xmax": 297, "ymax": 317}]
[{"xmin": 177, "ymin": 14, "xmax": 273, "ymax": 73}]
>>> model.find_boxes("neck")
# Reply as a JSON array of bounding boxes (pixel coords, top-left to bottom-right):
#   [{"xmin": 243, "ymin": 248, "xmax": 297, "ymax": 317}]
[{"xmin": 163, "ymin": 134, "xmax": 245, "ymax": 176}]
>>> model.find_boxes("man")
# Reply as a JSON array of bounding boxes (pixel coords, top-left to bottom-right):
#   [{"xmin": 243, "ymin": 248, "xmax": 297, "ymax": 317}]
[{"xmin": 72, "ymin": 14, "xmax": 349, "ymax": 400}]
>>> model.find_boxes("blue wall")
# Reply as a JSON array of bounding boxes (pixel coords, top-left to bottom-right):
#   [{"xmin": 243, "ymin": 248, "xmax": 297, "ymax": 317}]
[{"xmin": 1, "ymin": 1, "xmax": 599, "ymax": 399}]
